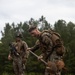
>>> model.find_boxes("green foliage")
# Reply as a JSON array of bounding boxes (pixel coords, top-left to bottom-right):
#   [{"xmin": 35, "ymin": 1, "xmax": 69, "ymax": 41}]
[{"xmin": 0, "ymin": 17, "xmax": 75, "ymax": 75}]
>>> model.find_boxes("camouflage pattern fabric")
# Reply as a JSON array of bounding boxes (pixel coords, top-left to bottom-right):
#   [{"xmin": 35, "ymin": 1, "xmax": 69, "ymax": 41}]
[
  {"xmin": 9, "ymin": 41, "xmax": 28, "ymax": 75},
  {"xmin": 31, "ymin": 31, "xmax": 64, "ymax": 75}
]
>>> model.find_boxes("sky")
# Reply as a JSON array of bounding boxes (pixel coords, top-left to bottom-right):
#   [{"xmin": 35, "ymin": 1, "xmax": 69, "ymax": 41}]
[{"xmin": 0, "ymin": 0, "xmax": 75, "ymax": 39}]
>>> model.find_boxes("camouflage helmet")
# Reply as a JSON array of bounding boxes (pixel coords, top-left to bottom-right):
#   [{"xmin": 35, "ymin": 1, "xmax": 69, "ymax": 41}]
[
  {"xmin": 15, "ymin": 33, "xmax": 23, "ymax": 38},
  {"xmin": 28, "ymin": 25, "xmax": 37, "ymax": 32}
]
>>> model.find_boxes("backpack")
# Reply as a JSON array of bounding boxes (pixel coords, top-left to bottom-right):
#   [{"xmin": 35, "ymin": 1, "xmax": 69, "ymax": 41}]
[{"xmin": 42, "ymin": 29, "xmax": 65, "ymax": 56}]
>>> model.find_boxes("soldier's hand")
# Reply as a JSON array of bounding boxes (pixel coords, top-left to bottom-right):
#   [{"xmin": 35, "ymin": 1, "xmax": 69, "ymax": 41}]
[
  {"xmin": 8, "ymin": 55, "xmax": 12, "ymax": 60},
  {"xmin": 46, "ymin": 66, "xmax": 51, "ymax": 70},
  {"xmin": 27, "ymin": 48, "xmax": 31, "ymax": 51},
  {"xmin": 38, "ymin": 55, "xmax": 43, "ymax": 61}
]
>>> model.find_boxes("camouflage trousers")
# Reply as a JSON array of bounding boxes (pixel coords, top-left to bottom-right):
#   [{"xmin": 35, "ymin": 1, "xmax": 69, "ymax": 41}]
[
  {"xmin": 13, "ymin": 57, "xmax": 25, "ymax": 75},
  {"xmin": 45, "ymin": 51, "xmax": 62, "ymax": 75}
]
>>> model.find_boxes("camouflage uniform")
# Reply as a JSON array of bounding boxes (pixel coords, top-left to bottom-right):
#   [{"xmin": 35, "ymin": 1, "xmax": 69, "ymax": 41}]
[
  {"xmin": 30, "ymin": 30, "xmax": 65, "ymax": 75},
  {"xmin": 9, "ymin": 40, "xmax": 28, "ymax": 75}
]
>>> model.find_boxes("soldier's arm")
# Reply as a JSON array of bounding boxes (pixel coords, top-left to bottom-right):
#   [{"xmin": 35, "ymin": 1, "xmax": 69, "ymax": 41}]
[
  {"xmin": 23, "ymin": 42, "xmax": 29, "ymax": 59},
  {"xmin": 30, "ymin": 40, "xmax": 40, "ymax": 52},
  {"xmin": 23, "ymin": 42, "xmax": 28, "ymax": 51},
  {"xmin": 8, "ymin": 43, "xmax": 14, "ymax": 57},
  {"xmin": 8, "ymin": 51, "xmax": 12, "ymax": 60}
]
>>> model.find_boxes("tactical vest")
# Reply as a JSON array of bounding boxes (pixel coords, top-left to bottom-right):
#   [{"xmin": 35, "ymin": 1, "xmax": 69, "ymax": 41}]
[{"xmin": 12, "ymin": 41, "xmax": 25, "ymax": 56}]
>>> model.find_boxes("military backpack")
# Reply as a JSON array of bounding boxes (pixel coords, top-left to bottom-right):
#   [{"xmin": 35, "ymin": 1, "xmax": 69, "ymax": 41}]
[{"xmin": 41, "ymin": 29, "xmax": 65, "ymax": 56}]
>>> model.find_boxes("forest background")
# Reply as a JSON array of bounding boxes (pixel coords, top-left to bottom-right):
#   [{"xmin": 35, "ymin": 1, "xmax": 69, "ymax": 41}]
[{"xmin": 0, "ymin": 16, "xmax": 75, "ymax": 75}]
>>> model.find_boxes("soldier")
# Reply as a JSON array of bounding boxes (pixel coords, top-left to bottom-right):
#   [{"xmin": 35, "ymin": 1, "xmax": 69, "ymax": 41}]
[
  {"xmin": 28, "ymin": 26, "xmax": 65, "ymax": 75},
  {"xmin": 8, "ymin": 33, "xmax": 29, "ymax": 75}
]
